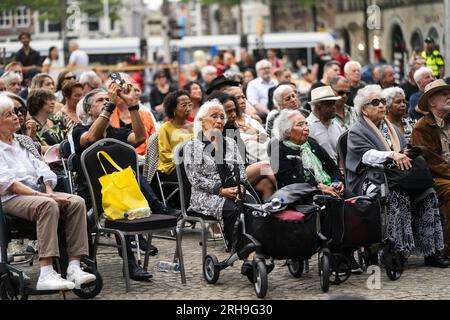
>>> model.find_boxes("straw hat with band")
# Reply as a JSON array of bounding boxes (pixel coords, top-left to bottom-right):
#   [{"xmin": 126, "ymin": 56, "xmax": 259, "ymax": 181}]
[
  {"xmin": 417, "ymin": 79, "xmax": 450, "ymax": 112},
  {"xmin": 309, "ymin": 86, "xmax": 341, "ymax": 105}
]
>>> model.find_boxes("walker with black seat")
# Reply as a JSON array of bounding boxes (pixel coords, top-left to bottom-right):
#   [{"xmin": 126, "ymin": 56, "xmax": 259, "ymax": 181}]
[{"xmin": 202, "ymin": 161, "xmax": 334, "ymax": 298}]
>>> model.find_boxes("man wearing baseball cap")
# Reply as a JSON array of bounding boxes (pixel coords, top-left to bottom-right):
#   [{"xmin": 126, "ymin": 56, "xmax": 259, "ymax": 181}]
[
  {"xmin": 411, "ymin": 79, "xmax": 450, "ymax": 257},
  {"xmin": 421, "ymin": 37, "xmax": 445, "ymax": 79}
]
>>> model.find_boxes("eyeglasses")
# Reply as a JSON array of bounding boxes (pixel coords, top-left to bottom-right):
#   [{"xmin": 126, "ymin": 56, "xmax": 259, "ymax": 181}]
[
  {"xmin": 14, "ymin": 107, "xmax": 27, "ymax": 116},
  {"xmin": 364, "ymin": 98, "xmax": 386, "ymax": 107},
  {"xmin": 64, "ymin": 76, "xmax": 76, "ymax": 81},
  {"xmin": 208, "ymin": 113, "xmax": 225, "ymax": 121},
  {"xmin": 178, "ymin": 101, "xmax": 193, "ymax": 109},
  {"xmin": 337, "ymin": 90, "xmax": 350, "ymax": 96}
]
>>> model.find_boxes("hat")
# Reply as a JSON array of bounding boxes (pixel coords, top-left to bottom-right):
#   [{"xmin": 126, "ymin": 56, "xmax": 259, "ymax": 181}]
[
  {"xmin": 418, "ymin": 79, "xmax": 450, "ymax": 112},
  {"xmin": 206, "ymin": 75, "xmax": 240, "ymax": 95},
  {"xmin": 310, "ymin": 86, "xmax": 341, "ymax": 105},
  {"xmin": 425, "ymin": 37, "xmax": 434, "ymax": 43}
]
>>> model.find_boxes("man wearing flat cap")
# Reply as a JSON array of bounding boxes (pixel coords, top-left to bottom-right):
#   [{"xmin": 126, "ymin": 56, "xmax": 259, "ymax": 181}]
[
  {"xmin": 411, "ymin": 79, "xmax": 450, "ymax": 257},
  {"xmin": 421, "ymin": 37, "xmax": 445, "ymax": 79}
]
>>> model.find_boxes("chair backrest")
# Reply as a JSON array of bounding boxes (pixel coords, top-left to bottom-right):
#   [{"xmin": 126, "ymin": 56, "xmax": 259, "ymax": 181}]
[
  {"xmin": 174, "ymin": 140, "xmax": 192, "ymax": 216},
  {"xmin": 336, "ymin": 131, "xmax": 349, "ymax": 176},
  {"xmin": 0, "ymin": 199, "xmax": 8, "ymax": 263},
  {"xmin": 80, "ymin": 138, "xmax": 138, "ymax": 222},
  {"xmin": 60, "ymin": 139, "xmax": 72, "ymax": 159},
  {"xmin": 143, "ymin": 132, "xmax": 159, "ymax": 185}
]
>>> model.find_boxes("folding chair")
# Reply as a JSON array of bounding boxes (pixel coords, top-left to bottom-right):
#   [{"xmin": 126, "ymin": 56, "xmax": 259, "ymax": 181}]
[
  {"xmin": 143, "ymin": 132, "xmax": 179, "ymax": 206},
  {"xmin": 80, "ymin": 138, "xmax": 186, "ymax": 292},
  {"xmin": 174, "ymin": 140, "xmax": 227, "ymax": 264}
]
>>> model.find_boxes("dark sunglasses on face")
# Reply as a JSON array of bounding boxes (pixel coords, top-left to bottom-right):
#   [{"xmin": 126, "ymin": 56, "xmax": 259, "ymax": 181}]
[
  {"xmin": 337, "ymin": 90, "xmax": 350, "ymax": 96},
  {"xmin": 64, "ymin": 75, "xmax": 76, "ymax": 80},
  {"xmin": 14, "ymin": 107, "xmax": 27, "ymax": 115},
  {"xmin": 365, "ymin": 98, "xmax": 386, "ymax": 107}
]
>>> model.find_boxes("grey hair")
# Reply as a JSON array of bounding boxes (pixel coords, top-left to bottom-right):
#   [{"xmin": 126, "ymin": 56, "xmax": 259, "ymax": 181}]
[
  {"xmin": 0, "ymin": 94, "xmax": 14, "ymax": 115},
  {"xmin": 378, "ymin": 65, "xmax": 394, "ymax": 79},
  {"xmin": 382, "ymin": 87, "xmax": 405, "ymax": 107},
  {"xmin": 353, "ymin": 84, "xmax": 383, "ymax": 114},
  {"xmin": 273, "ymin": 109, "xmax": 302, "ymax": 141},
  {"xmin": 201, "ymin": 65, "xmax": 217, "ymax": 78},
  {"xmin": 273, "ymin": 84, "xmax": 294, "ymax": 110},
  {"xmin": 413, "ymin": 67, "xmax": 433, "ymax": 84},
  {"xmin": 255, "ymin": 59, "xmax": 271, "ymax": 71},
  {"xmin": 76, "ymin": 88, "xmax": 107, "ymax": 126},
  {"xmin": 0, "ymin": 71, "xmax": 22, "ymax": 85},
  {"xmin": 193, "ymin": 99, "xmax": 227, "ymax": 135},
  {"xmin": 344, "ymin": 60, "xmax": 361, "ymax": 74},
  {"xmin": 79, "ymin": 70, "xmax": 102, "ymax": 87},
  {"xmin": 329, "ymin": 75, "xmax": 349, "ymax": 87}
]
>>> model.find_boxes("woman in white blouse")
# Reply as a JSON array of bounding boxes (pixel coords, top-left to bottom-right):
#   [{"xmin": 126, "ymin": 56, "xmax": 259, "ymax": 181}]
[{"xmin": 0, "ymin": 95, "xmax": 96, "ymax": 290}]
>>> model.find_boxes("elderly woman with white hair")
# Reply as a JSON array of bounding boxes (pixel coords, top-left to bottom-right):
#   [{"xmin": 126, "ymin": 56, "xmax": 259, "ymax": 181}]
[
  {"xmin": 383, "ymin": 87, "xmax": 416, "ymax": 143},
  {"xmin": 71, "ymin": 83, "xmax": 178, "ymax": 281},
  {"xmin": 0, "ymin": 95, "xmax": 96, "ymax": 290},
  {"xmin": 265, "ymin": 84, "xmax": 309, "ymax": 138},
  {"xmin": 346, "ymin": 84, "xmax": 448, "ymax": 268}
]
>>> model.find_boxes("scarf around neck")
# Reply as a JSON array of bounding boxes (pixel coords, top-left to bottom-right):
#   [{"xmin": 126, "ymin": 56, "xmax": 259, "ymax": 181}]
[
  {"xmin": 363, "ymin": 116, "xmax": 400, "ymax": 152},
  {"xmin": 283, "ymin": 139, "xmax": 331, "ymax": 185}
]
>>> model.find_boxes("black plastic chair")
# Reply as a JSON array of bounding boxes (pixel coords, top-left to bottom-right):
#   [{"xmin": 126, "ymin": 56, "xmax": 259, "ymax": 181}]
[
  {"xmin": 174, "ymin": 140, "xmax": 227, "ymax": 264},
  {"xmin": 80, "ymin": 138, "xmax": 186, "ymax": 292}
]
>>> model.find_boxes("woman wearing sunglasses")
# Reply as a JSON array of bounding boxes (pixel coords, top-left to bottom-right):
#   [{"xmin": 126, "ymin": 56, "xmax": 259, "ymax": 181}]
[{"xmin": 346, "ymin": 84, "xmax": 449, "ymax": 268}]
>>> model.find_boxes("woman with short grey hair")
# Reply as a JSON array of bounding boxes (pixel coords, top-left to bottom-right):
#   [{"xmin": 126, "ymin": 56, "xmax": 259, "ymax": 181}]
[
  {"xmin": 266, "ymin": 84, "xmax": 301, "ymax": 137},
  {"xmin": 383, "ymin": 87, "xmax": 415, "ymax": 143},
  {"xmin": 1, "ymin": 71, "xmax": 22, "ymax": 95},
  {"xmin": 346, "ymin": 84, "xmax": 448, "ymax": 268}
]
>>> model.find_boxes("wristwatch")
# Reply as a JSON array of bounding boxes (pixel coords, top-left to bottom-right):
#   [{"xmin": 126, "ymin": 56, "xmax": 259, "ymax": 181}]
[{"xmin": 128, "ymin": 105, "xmax": 139, "ymax": 111}]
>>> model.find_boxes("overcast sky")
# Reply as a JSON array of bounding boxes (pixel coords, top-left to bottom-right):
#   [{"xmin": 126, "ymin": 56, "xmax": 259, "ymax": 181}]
[{"xmin": 143, "ymin": 0, "xmax": 162, "ymax": 10}]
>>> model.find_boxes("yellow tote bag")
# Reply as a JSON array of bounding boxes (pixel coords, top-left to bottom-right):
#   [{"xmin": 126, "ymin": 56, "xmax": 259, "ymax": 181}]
[{"xmin": 97, "ymin": 151, "xmax": 150, "ymax": 221}]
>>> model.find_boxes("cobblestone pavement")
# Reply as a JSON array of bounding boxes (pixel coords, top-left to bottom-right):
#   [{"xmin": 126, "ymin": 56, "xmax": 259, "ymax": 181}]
[{"xmin": 17, "ymin": 227, "xmax": 450, "ymax": 300}]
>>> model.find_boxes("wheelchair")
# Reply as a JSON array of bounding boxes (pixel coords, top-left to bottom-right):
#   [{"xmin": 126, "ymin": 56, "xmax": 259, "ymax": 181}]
[
  {"xmin": 202, "ymin": 176, "xmax": 334, "ymax": 298},
  {"xmin": 0, "ymin": 198, "xmax": 103, "ymax": 300}
]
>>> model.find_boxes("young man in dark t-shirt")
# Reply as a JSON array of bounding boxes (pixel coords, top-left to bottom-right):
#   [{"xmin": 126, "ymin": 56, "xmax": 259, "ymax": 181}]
[{"xmin": 13, "ymin": 32, "xmax": 41, "ymax": 74}]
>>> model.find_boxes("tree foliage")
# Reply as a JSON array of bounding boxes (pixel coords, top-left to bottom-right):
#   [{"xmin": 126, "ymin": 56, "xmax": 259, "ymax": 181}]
[{"xmin": 0, "ymin": 0, "xmax": 121, "ymax": 22}]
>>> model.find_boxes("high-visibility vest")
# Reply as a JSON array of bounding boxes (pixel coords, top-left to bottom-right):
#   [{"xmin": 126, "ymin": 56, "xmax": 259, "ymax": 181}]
[{"xmin": 422, "ymin": 50, "xmax": 445, "ymax": 78}]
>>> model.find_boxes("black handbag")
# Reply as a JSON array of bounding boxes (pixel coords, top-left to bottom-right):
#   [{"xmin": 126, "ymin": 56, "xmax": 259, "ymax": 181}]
[{"xmin": 383, "ymin": 147, "xmax": 434, "ymax": 192}]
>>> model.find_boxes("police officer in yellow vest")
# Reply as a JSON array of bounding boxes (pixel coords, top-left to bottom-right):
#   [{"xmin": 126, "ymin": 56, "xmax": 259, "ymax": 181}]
[{"xmin": 422, "ymin": 37, "xmax": 445, "ymax": 79}]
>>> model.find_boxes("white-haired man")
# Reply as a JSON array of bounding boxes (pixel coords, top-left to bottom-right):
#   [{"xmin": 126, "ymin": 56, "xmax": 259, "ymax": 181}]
[
  {"xmin": 344, "ymin": 60, "xmax": 366, "ymax": 107},
  {"xmin": 68, "ymin": 40, "xmax": 89, "ymax": 78},
  {"xmin": 409, "ymin": 67, "xmax": 435, "ymax": 120},
  {"xmin": 245, "ymin": 59, "xmax": 278, "ymax": 119},
  {"xmin": 79, "ymin": 71, "xmax": 102, "ymax": 95}
]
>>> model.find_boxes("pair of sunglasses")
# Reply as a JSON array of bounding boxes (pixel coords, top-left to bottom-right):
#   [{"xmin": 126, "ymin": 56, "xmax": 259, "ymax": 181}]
[
  {"xmin": 365, "ymin": 98, "xmax": 386, "ymax": 107},
  {"xmin": 14, "ymin": 107, "xmax": 27, "ymax": 115}
]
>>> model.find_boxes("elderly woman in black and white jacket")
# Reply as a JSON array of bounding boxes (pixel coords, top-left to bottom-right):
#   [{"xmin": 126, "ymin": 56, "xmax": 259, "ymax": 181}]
[{"xmin": 184, "ymin": 99, "xmax": 248, "ymax": 250}]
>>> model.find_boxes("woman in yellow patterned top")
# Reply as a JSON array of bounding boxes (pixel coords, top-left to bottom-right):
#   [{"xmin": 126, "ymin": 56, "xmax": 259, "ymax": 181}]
[{"xmin": 157, "ymin": 90, "xmax": 194, "ymax": 182}]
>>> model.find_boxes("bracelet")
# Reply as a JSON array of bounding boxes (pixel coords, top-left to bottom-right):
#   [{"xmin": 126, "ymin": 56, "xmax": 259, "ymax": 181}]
[
  {"xmin": 128, "ymin": 105, "xmax": 139, "ymax": 111},
  {"xmin": 99, "ymin": 114, "xmax": 110, "ymax": 121}
]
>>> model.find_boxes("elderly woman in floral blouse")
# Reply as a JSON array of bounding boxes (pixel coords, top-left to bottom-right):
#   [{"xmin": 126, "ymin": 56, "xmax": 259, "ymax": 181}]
[{"xmin": 383, "ymin": 87, "xmax": 416, "ymax": 143}]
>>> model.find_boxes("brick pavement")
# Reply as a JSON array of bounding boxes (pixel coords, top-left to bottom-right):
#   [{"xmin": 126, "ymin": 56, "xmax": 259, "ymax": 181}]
[{"xmin": 18, "ymin": 227, "xmax": 450, "ymax": 300}]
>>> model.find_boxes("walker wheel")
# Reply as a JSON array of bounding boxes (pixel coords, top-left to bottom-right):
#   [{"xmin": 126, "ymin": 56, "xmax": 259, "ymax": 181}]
[{"xmin": 203, "ymin": 254, "xmax": 220, "ymax": 284}]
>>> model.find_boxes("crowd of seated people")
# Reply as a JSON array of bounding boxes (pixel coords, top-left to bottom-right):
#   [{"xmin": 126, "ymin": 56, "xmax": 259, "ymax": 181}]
[{"xmin": 1, "ymin": 41, "xmax": 450, "ymax": 297}]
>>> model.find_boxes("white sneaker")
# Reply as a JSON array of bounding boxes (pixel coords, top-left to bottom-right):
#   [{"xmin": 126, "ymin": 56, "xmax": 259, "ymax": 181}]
[
  {"xmin": 66, "ymin": 267, "xmax": 96, "ymax": 289},
  {"xmin": 36, "ymin": 271, "xmax": 75, "ymax": 291}
]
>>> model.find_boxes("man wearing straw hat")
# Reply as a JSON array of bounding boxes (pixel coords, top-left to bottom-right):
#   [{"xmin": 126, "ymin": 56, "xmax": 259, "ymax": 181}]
[{"xmin": 411, "ymin": 79, "xmax": 450, "ymax": 257}]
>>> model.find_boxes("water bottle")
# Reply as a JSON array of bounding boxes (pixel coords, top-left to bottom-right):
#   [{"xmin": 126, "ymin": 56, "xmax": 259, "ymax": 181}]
[
  {"xmin": 156, "ymin": 260, "xmax": 180, "ymax": 273},
  {"xmin": 124, "ymin": 207, "xmax": 151, "ymax": 220},
  {"xmin": 262, "ymin": 197, "xmax": 284, "ymax": 211}
]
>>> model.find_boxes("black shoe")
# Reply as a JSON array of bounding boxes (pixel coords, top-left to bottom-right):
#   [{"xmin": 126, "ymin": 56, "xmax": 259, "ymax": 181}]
[
  {"xmin": 347, "ymin": 254, "xmax": 363, "ymax": 274},
  {"xmin": 161, "ymin": 206, "xmax": 182, "ymax": 219},
  {"xmin": 241, "ymin": 260, "xmax": 253, "ymax": 278},
  {"xmin": 125, "ymin": 260, "xmax": 153, "ymax": 281},
  {"xmin": 266, "ymin": 261, "xmax": 275, "ymax": 274},
  {"xmin": 424, "ymin": 253, "xmax": 450, "ymax": 268}
]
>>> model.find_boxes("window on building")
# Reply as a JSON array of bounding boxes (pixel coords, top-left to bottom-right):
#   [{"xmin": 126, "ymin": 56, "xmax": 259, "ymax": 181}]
[
  {"xmin": 0, "ymin": 10, "xmax": 12, "ymax": 29},
  {"xmin": 48, "ymin": 21, "xmax": 60, "ymax": 33},
  {"xmin": 15, "ymin": 7, "xmax": 30, "ymax": 28},
  {"xmin": 88, "ymin": 16, "xmax": 99, "ymax": 31}
]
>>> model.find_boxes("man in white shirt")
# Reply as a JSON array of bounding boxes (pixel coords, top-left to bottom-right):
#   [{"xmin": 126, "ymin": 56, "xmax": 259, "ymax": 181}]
[
  {"xmin": 246, "ymin": 59, "xmax": 278, "ymax": 120},
  {"xmin": 68, "ymin": 40, "xmax": 89, "ymax": 78},
  {"xmin": 307, "ymin": 86, "xmax": 343, "ymax": 163}
]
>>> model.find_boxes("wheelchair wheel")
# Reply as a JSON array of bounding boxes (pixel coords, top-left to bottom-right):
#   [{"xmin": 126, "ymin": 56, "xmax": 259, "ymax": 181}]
[
  {"xmin": 203, "ymin": 254, "xmax": 220, "ymax": 284},
  {"xmin": 73, "ymin": 267, "xmax": 103, "ymax": 299},
  {"xmin": 287, "ymin": 259, "xmax": 304, "ymax": 278},
  {"xmin": 253, "ymin": 259, "xmax": 268, "ymax": 299},
  {"xmin": 0, "ymin": 277, "xmax": 28, "ymax": 301},
  {"xmin": 319, "ymin": 253, "xmax": 330, "ymax": 293},
  {"xmin": 330, "ymin": 253, "xmax": 351, "ymax": 285}
]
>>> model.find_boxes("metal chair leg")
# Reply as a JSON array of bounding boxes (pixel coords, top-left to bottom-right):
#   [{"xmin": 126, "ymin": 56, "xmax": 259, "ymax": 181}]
[
  {"xmin": 117, "ymin": 232, "xmax": 130, "ymax": 292},
  {"xmin": 175, "ymin": 226, "xmax": 186, "ymax": 284}
]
